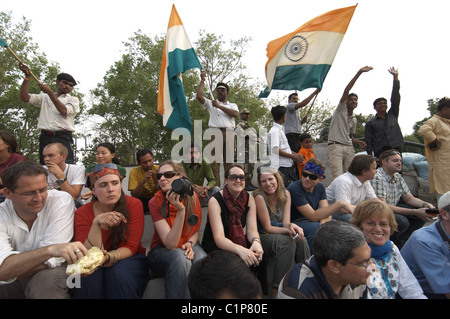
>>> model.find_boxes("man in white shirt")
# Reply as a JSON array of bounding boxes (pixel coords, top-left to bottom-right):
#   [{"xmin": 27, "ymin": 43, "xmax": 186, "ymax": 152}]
[
  {"xmin": 19, "ymin": 63, "xmax": 80, "ymax": 165},
  {"xmin": 267, "ymin": 105, "xmax": 304, "ymax": 187},
  {"xmin": 197, "ymin": 70, "xmax": 239, "ymax": 187},
  {"xmin": 326, "ymin": 155, "xmax": 379, "ymax": 222},
  {"xmin": 42, "ymin": 143, "xmax": 86, "ymax": 207},
  {"xmin": 0, "ymin": 161, "xmax": 87, "ymax": 299}
]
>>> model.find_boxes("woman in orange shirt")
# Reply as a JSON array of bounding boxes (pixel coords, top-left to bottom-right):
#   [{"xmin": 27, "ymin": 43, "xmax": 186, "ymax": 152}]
[{"xmin": 147, "ymin": 160, "xmax": 206, "ymax": 299}]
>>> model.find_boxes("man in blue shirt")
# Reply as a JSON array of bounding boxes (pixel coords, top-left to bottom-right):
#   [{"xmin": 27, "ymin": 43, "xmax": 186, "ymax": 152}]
[{"xmin": 401, "ymin": 191, "xmax": 450, "ymax": 299}]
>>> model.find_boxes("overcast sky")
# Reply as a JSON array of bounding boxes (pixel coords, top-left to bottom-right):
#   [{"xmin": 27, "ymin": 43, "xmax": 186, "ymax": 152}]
[{"xmin": 1, "ymin": 0, "xmax": 449, "ymax": 135}]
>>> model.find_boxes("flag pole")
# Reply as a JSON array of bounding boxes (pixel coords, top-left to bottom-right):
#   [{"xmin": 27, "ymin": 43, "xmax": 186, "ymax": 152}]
[{"xmin": 5, "ymin": 46, "xmax": 41, "ymax": 84}]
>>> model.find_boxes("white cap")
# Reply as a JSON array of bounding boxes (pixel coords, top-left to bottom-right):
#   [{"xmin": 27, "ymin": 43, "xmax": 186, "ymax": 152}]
[{"xmin": 438, "ymin": 191, "xmax": 450, "ymax": 209}]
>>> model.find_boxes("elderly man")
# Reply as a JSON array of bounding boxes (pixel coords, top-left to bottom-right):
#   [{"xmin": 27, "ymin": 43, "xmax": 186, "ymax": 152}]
[
  {"xmin": 401, "ymin": 191, "xmax": 450, "ymax": 299},
  {"xmin": 0, "ymin": 161, "xmax": 87, "ymax": 299},
  {"xmin": 43, "ymin": 143, "xmax": 86, "ymax": 207},
  {"xmin": 278, "ymin": 220, "xmax": 370, "ymax": 299},
  {"xmin": 19, "ymin": 63, "xmax": 79, "ymax": 165},
  {"xmin": 371, "ymin": 149, "xmax": 435, "ymax": 248}
]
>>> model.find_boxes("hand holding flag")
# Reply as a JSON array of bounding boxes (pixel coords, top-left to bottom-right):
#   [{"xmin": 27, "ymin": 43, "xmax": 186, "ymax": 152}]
[{"xmin": 0, "ymin": 37, "xmax": 42, "ymax": 84}]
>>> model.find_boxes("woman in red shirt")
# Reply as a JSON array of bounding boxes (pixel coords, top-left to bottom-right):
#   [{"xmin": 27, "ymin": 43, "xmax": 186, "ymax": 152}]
[
  {"xmin": 147, "ymin": 160, "xmax": 206, "ymax": 299},
  {"xmin": 73, "ymin": 163, "xmax": 149, "ymax": 299}
]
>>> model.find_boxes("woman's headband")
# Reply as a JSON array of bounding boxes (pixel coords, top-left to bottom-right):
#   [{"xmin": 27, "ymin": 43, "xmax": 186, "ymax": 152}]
[{"xmin": 90, "ymin": 163, "xmax": 120, "ymax": 186}]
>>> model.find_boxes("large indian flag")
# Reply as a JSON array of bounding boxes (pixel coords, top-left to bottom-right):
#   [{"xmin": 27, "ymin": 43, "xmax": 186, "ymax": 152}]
[
  {"xmin": 260, "ymin": 5, "xmax": 357, "ymax": 98},
  {"xmin": 157, "ymin": 5, "xmax": 201, "ymax": 132}
]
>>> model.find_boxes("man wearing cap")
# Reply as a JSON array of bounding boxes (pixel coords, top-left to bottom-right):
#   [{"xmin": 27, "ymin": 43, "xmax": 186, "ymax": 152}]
[
  {"xmin": 371, "ymin": 149, "xmax": 435, "ymax": 248},
  {"xmin": 284, "ymin": 89, "xmax": 320, "ymax": 154},
  {"xmin": 401, "ymin": 191, "xmax": 450, "ymax": 299},
  {"xmin": 236, "ymin": 108, "xmax": 258, "ymax": 191},
  {"xmin": 19, "ymin": 63, "xmax": 80, "ymax": 165},
  {"xmin": 197, "ymin": 70, "xmax": 239, "ymax": 187}
]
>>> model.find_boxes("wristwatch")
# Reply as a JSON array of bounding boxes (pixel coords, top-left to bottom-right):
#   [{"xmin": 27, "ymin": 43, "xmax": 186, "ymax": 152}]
[{"xmin": 56, "ymin": 177, "xmax": 67, "ymax": 185}]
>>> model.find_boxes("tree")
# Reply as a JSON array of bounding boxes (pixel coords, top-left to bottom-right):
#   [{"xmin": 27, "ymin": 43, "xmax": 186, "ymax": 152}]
[
  {"xmin": 412, "ymin": 98, "xmax": 439, "ymax": 144},
  {"xmin": 0, "ymin": 11, "xmax": 84, "ymax": 162}
]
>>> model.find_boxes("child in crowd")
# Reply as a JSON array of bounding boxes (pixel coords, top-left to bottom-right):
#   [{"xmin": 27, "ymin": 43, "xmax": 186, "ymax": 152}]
[{"xmin": 297, "ymin": 133, "xmax": 315, "ymax": 178}]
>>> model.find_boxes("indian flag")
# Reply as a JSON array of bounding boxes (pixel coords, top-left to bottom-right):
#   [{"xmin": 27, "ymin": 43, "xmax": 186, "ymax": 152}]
[
  {"xmin": 0, "ymin": 37, "xmax": 7, "ymax": 47},
  {"xmin": 260, "ymin": 5, "xmax": 357, "ymax": 98},
  {"xmin": 157, "ymin": 5, "xmax": 201, "ymax": 133}
]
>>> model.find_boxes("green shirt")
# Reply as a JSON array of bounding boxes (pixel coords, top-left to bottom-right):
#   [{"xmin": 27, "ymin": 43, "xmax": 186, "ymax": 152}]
[{"xmin": 182, "ymin": 161, "xmax": 216, "ymax": 189}]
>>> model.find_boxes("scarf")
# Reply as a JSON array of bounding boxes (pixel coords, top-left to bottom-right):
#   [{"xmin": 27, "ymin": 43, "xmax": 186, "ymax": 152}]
[
  {"xmin": 368, "ymin": 240, "xmax": 393, "ymax": 260},
  {"xmin": 222, "ymin": 185, "xmax": 248, "ymax": 248}
]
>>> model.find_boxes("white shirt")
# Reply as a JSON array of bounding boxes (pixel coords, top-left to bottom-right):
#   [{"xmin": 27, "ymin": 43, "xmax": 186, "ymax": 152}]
[
  {"xmin": 202, "ymin": 98, "xmax": 238, "ymax": 128},
  {"xmin": 0, "ymin": 190, "xmax": 75, "ymax": 284},
  {"xmin": 326, "ymin": 171, "xmax": 377, "ymax": 205},
  {"xmin": 45, "ymin": 164, "xmax": 86, "ymax": 202},
  {"xmin": 267, "ymin": 122, "xmax": 293, "ymax": 169},
  {"xmin": 327, "ymin": 101, "xmax": 357, "ymax": 146},
  {"xmin": 28, "ymin": 92, "xmax": 80, "ymax": 132}
]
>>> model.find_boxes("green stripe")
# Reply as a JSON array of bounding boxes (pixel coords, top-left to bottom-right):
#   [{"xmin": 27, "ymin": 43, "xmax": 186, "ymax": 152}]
[
  {"xmin": 271, "ymin": 64, "xmax": 331, "ymax": 91},
  {"xmin": 0, "ymin": 38, "xmax": 8, "ymax": 47}
]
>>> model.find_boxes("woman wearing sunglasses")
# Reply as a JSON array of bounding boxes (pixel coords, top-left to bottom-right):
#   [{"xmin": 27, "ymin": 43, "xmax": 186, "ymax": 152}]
[
  {"xmin": 351, "ymin": 199, "xmax": 426, "ymax": 299},
  {"xmin": 202, "ymin": 164, "xmax": 264, "ymax": 268},
  {"xmin": 73, "ymin": 163, "xmax": 149, "ymax": 298},
  {"xmin": 253, "ymin": 165, "xmax": 310, "ymax": 298},
  {"xmin": 146, "ymin": 160, "xmax": 206, "ymax": 299}
]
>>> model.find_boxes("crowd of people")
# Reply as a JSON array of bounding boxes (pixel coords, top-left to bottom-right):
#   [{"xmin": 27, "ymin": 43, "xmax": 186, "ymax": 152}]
[{"xmin": 0, "ymin": 64, "xmax": 448, "ymax": 300}]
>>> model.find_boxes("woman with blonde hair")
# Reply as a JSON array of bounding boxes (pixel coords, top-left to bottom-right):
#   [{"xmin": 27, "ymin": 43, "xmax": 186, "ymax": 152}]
[
  {"xmin": 253, "ymin": 165, "xmax": 309, "ymax": 298},
  {"xmin": 147, "ymin": 160, "xmax": 206, "ymax": 299},
  {"xmin": 351, "ymin": 199, "xmax": 426, "ymax": 299}
]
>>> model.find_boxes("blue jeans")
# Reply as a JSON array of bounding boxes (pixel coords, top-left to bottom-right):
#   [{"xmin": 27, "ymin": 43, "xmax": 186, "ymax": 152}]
[
  {"xmin": 292, "ymin": 219, "xmax": 321, "ymax": 255},
  {"xmin": 74, "ymin": 253, "xmax": 149, "ymax": 299},
  {"xmin": 147, "ymin": 244, "xmax": 207, "ymax": 299}
]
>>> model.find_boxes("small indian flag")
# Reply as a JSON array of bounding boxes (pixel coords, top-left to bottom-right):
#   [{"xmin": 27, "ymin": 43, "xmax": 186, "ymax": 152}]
[
  {"xmin": 0, "ymin": 37, "xmax": 8, "ymax": 47},
  {"xmin": 157, "ymin": 4, "xmax": 202, "ymax": 133},
  {"xmin": 260, "ymin": 5, "xmax": 357, "ymax": 98}
]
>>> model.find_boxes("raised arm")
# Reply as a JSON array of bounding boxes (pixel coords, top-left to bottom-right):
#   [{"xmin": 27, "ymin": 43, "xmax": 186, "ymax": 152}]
[
  {"xmin": 340, "ymin": 66, "xmax": 373, "ymax": 103},
  {"xmin": 196, "ymin": 70, "xmax": 206, "ymax": 104}
]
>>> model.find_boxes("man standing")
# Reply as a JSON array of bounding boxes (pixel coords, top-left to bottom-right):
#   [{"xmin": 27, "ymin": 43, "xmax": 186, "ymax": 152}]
[
  {"xmin": 182, "ymin": 143, "xmax": 219, "ymax": 206},
  {"xmin": 43, "ymin": 143, "xmax": 86, "ymax": 207},
  {"xmin": 326, "ymin": 155, "xmax": 378, "ymax": 222},
  {"xmin": 365, "ymin": 67, "xmax": 404, "ymax": 158},
  {"xmin": 327, "ymin": 66, "xmax": 371, "ymax": 181},
  {"xmin": 418, "ymin": 97, "xmax": 450, "ymax": 201},
  {"xmin": 371, "ymin": 149, "xmax": 435, "ymax": 248},
  {"xmin": 128, "ymin": 149, "xmax": 159, "ymax": 213},
  {"xmin": 267, "ymin": 105, "xmax": 304, "ymax": 187},
  {"xmin": 197, "ymin": 70, "xmax": 239, "ymax": 187},
  {"xmin": 19, "ymin": 63, "xmax": 80, "ymax": 165},
  {"xmin": 278, "ymin": 220, "xmax": 370, "ymax": 299},
  {"xmin": 235, "ymin": 108, "xmax": 258, "ymax": 191},
  {"xmin": 284, "ymin": 89, "xmax": 320, "ymax": 153},
  {"xmin": 0, "ymin": 161, "xmax": 87, "ymax": 299}
]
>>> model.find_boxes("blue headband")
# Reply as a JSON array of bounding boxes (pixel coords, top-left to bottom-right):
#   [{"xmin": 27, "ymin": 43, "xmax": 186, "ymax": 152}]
[{"xmin": 303, "ymin": 162, "xmax": 325, "ymax": 179}]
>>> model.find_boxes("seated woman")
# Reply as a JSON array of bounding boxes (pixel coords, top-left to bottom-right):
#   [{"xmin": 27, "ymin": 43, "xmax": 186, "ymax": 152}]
[
  {"xmin": 81, "ymin": 142, "xmax": 127, "ymax": 200},
  {"xmin": 351, "ymin": 199, "xmax": 427, "ymax": 299},
  {"xmin": 73, "ymin": 163, "xmax": 149, "ymax": 299},
  {"xmin": 147, "ymin": 160, "xmax": 206, "ymax": 299},
  {"xmin": 202, "ymin": 164, "xmax": 264, "ymax": 268},
  {"xmin": 253, "ymin": 165, "xmax": 310, "ymax": 298},
  {"xmin": 0, "ymin": 131, "xmax": 26, "ymax": 203}
]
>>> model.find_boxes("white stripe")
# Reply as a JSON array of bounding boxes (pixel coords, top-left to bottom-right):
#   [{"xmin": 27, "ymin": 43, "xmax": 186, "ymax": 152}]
[
  {"xmin": 166, "ymin": 25, "xmax": 194, "ymax": 52},
  {"xmin": 266, "ymin": 31, "xmax": 344, "ymax": 84}
]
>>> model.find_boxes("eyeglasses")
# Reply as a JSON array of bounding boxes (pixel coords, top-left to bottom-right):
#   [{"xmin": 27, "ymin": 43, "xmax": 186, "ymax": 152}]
[
  {"xmin": 362, "ymin": 221, "xmax": 390, "ymax": 229},
  {"xmin": 14, "ymin": 187, "xmax": 47, "ymax": 197},
  {"xmin": 347, "ymin": 259, "xmax": 371, "ymax": 269},
  {"xmin": 227, "ymin": 174, "xmax": 246, "ymax": 181},
  {"xmin": 156, "ymin": 171, "xmax": 177, "ymax": 180},
  {"xmin": 302, "ymin": 171, "xmax": 319, "ymax": 180}
]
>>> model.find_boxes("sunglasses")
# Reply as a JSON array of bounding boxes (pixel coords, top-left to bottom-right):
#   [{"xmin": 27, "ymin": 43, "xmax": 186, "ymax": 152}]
[
  {"xmin": 157, "ymin": 171, "xmax": 178, "ymax": 180},
  {"xmin": 227, "ymin": 174, "xmax": 246, "ymax": 181},
  {"xmin": 92, "ymin": 163, "xmax": 118, "ymax": 173},
  {"xmin": 302, "ymin": 171, "xmax": 319, "ymax": 180}
]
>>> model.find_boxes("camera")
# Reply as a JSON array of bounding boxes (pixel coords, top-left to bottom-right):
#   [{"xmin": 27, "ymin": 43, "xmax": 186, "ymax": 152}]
[{"xmin": 170, "ymin": 177, "xmax": 194, "ymax": 200}]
